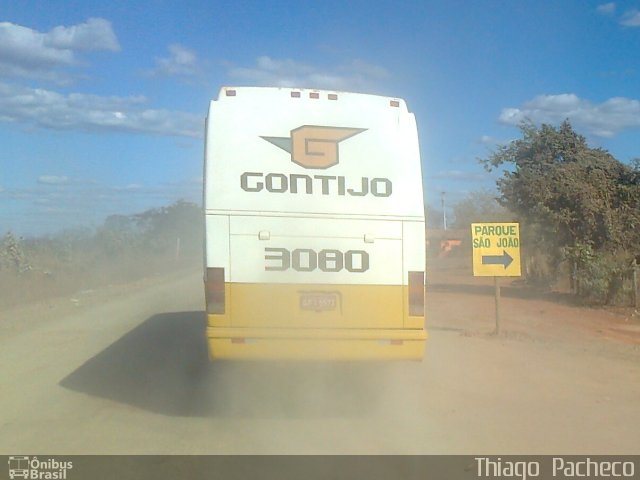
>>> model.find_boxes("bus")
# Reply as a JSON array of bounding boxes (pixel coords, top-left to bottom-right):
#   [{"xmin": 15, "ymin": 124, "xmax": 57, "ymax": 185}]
[{"xmin": 203, "ymin": 86, "xmax": 426, "ymax": 360}]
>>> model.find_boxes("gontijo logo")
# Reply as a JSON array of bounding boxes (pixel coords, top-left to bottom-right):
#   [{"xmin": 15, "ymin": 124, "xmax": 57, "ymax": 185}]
[
  {"xmin": 241, "ymin": 125, "xmax": 392, "ymax": 197},
  {"xmin": 261, "ymin": 125, "xmax": 367, "ymax": 169}
]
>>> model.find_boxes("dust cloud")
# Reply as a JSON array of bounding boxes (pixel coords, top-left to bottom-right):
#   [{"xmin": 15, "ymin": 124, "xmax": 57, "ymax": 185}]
[{"xmin": 59, "ymin": 309, "xmax": 425, "ymax": 422}]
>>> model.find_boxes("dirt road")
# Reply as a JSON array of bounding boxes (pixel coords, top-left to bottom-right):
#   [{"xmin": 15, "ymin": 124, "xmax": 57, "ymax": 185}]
[{"xmin": 1, "ymin": 265, "xmax": 639, "ymax": 454}]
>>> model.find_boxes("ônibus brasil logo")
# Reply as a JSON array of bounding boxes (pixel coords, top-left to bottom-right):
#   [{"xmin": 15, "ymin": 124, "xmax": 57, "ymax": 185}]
[
  {"xmin": 240, "ymin": 125, "xmax": 392, "ymax": 198},
  {"xmin": 8, "ymin": 456, "xmax": 73, "ymax": 479}
]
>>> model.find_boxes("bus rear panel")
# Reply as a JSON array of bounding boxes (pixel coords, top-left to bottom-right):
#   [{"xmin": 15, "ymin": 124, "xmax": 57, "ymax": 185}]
[{"xmin": 204, "ymin": 87, "xmax": 426, "ymax": 360}]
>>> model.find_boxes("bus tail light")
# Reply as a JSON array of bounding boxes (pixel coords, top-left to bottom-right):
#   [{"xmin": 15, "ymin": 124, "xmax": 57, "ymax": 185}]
[
  {"xmin": 205, "ymin": 267, "xmax": 225, "ymax": 314},
  {"xmin": 408, "ymin": 271, "xmax": 425, "ymax": 316}
]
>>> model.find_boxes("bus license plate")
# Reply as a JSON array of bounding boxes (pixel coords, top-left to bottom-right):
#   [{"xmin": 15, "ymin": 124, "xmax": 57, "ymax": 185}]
[{"xmin": 300, "ymin": 293, "xmax": 337, "ymax": 312}]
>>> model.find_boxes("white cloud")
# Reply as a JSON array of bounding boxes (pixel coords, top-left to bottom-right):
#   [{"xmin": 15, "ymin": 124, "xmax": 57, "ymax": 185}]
[
  {"xmin": 478, "ymin": 135, "xmax": 510, "ymax": 146},
  {"xmin": 0, "ymin": 81, "xmax": 202, "ymax": 137},
  {"xmin": 620, "ymin": 9, "xmax": 640, "ymax": 26},
  {"xmin": 38, "ymin": 175, "xmax": 69, "ymax": 185},
  {"xmin": 498, "ymin": 93, "xmax": 640, "ymax": 137},
  {"xmin": 597, "ymin": 3, "xmax": 616, "ymax": 14},
  {"xmin": 0, "ymin": 18, "xmax": 119, "ymax": 83},
  {"xmin": 47, "ymin": 17, "xmax": 119, "ymax": 52},
  {"xmin": 228, "ymin": 56, "xmax": 390, "ymax": 91},
  {"xmin": 149, "ymin": 44, "xmax": 203, "ymax": 80}
]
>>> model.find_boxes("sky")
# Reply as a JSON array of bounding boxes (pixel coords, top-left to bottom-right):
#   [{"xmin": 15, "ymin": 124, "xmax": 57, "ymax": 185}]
[{"xmin": 0, "ymin": 0, "xmax": 639, "ymax": 235}]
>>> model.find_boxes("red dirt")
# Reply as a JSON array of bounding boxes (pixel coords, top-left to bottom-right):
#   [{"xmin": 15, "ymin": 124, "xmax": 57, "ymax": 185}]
[{"xmin": 427, "ymin": 256, "xmax": 640, "ymax": 349}]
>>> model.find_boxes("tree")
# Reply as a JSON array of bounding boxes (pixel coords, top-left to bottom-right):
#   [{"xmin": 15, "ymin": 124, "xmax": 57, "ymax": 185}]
[
  {"xmin": 425, "ymin": 204, "xmax": 445, "ymax": 229},
  {"xmin": 451, "ymin": 190, "xmax": 511, "ymax": 229},
  {"xmin": 134, "ymin": 200, "xmax": 203, "ymax": 254},
  {"xmin": 481, "ymin": 120, "xmax": 640, "ymax": 303},
  {"xmin": 95, "ymin": 200, "xmax": 203, "ymax": 257},
  {"xmin": 0, "ymin": 231, "xmax": 30, "ymax": 273}
]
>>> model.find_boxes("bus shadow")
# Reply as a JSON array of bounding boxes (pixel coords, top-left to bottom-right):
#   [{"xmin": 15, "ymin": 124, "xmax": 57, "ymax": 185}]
[
  {"xmin": 59, "ymin": 311, "xmax": 386, "ymax": 418},
  {"xmin": 59, "ymin": 311, "xmax": 210, "ymax": 417}
]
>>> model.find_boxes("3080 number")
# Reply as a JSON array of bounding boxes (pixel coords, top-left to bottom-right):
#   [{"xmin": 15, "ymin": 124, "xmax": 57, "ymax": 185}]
[{"xmin": 265, "ymin": 248, "xmax": 369, "ymax": 273}]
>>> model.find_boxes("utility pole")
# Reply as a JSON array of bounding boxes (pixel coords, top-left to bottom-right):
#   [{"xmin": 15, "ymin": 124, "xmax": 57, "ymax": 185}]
[{"xmin": 441, "ymin": 191, "xmax": 447, "ymax": 230}]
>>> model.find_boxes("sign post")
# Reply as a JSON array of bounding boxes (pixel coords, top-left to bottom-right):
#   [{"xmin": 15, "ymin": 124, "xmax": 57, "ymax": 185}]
[
  {"xmin": 494, "ymin": 276, "xmax": 501, "ymax": 334},
  {"xmin": 471, "ymin": 223, "xmax": 521, "ymax": 334}
]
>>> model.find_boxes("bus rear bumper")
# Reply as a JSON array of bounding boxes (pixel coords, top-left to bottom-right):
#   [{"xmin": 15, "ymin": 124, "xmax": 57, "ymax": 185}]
[{"xmin": 206, "ymin": 326, "xmax": 427, "ymax": 361}]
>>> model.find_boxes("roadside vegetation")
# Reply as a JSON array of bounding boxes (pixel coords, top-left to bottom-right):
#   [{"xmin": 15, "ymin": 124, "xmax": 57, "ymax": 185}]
[
  {"xmin": 0, "ymin": 200, "xmax": 203, "ymax": 310},
  {"xmin": 475, "ymin": 120, "xmax": 640, "ymax": 306}
]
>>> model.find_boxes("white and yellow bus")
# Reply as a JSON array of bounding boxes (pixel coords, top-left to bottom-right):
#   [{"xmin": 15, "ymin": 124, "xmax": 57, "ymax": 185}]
[{"xmin": 203, "ymin": 87, "xmax": 426, "ymax": 360}]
